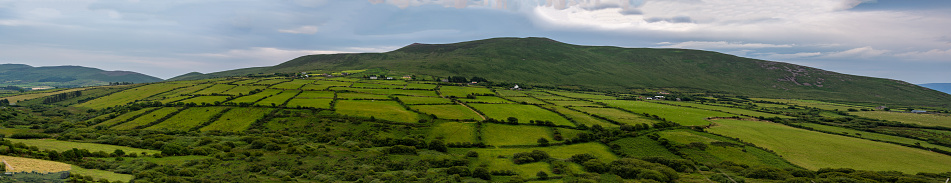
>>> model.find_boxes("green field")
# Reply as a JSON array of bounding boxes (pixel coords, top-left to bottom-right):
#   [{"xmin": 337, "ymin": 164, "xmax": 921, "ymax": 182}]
[
  {"xmin": 0, "ymin": 88, "xmax": 88, "ymax": 103},
  {"xmin": 659, "ymin": 129, "xmax": 796, "ymax": 168},
  {"xmin": 458, "ymin": 143, "xmax": 617, "ymax": 178},
  {"xmin": 595, "ymin": 100, "xmax": 733, "ymax": 126},
  {"xmin": 300, "ymin": 84, "xmax": 329, "ymax": 90},
  {"xmin": 548, "ymin": 106, "xmax": 617, "ymax": 128},
  {"xmin": 92, "ymin": 108, "xmax": 156, "ymax": 127},
  {"xmin": 395, "ymin": 96, "xmax": 452, "ymax": 105},
  {"xmin": 481, "ymin": 123, "xmax": 552, "ymax": 146},
  {"xmin": 337, "ymin": 92, "xmax": 390, "ymax": 100},
  {"xmin": 533, "ymin": 95, "xmax": 574, "ymax": 101},
  {"xmin": 335, "ymin": 100, "xmax": 420, "ymax": 123},
  {"xmin": 504, "ymin": 97, "xmax": 548, "ymax": 104},
  {"xmin": 142, "ymin": 84, "xmax": 213, "ymax": 101},
  {"xmin": 496, "ymin": 90, "xmax": 528, "ymax": 97},
  {"xmin": 111, "ymin": 107, "xmax": 182, "ymax": 130},
  {"xmin": 458, "ymin": 96, "xmax": 513, "ymax": 104},
  {"xmin": 295, "ymin": 90, "xmax": 334, "ymax": 98},
  {"xmin": 254, "ymin": 90, "xmax": 300, "ymax": 106},
  {"xmin": 178, "ymin": 96, "xmax": 230, "ymax": 105},
  {"xmin": 76, "ymin": 83, "xmax": 188, "ymax": 109},
  {"xmin": 797, "ymin": 123, "xmax": 951, "ymax": 152},
  {"xmin": 227, "ymin": 89, "xmax": 282, "ymax": 104},
  {"xmin": 286, "ymin": 98, "xmax": 333, "ymax": 109},
  {"xmin": 707, "ymin": 119, "xmax": 951, "ymax": 173},
  {"xmin": 572, "ymin": 107, "xmax": 654, "ymax": 126},
  {"xmin": 544, "ymin": 90, "xmax": 615, "ymax": 99},
  {"xmin": 193, "ymin": 84, "xmax": 236, "ymax": 95},
  {"xmin": 333, "ymin": 88, "xmax": 438, "ymax": 97},
  {"xmin": 200, "ymin": 108, "xmax": 274, "ymax": 132},
  {"xmin": 232, "ymin": 78, "xmax": 265, "ymax": 85},
  {"xmin": 429, "ymin": 122, "xmax": 477, "ymax": 143},
  {"xmin": 8, "ymin": 139, "xmax": 159, "ymax": 155},
  {"xmin": 754, "ymin": 98, "xmax": 864, "ymax": 111},
  {"xmin": 269, "ymin": 79, "xmax": 314, "ymax": 90},
  {"xmin": 439, "ymin": 86, "xmax": 493, "ymax": 98},
  {"xmin": 852, "ymin": 111, "xmax": 951, "ymax": 128},
  {"xmin": 71, "ymin": 165, "xmax": 134, "ymax": 182},
  {"xmin": 405, "ymin": 83, "xmax": 437, "ymax": 90},
  {"xmin": 470, "ymin": 104, "xmax": 573, "ymax": 126},
  {"xmin": 410, "ymin": 104, "xmax": 482, "ymax": 120},
  {"xmin": 313, "ymin": 80, "xmax": 352, "ymax": 87},
  {"xmin": 352, "ymin": 83, "xmax": 403, "ymax": 89},
  {"xmin": 653, "ymin": 101, "xmax": 792, "ymax": 118},
  {"xmin": 221, "ymin": 85, "xmax": 267, "ymax": 95},
  {"xmin": 548, "ymin": 100, "xmax": 600, "ymax": 107},
  {"xmin": 146, "ymin": 107, "xmax": 229, "ymax": 131},
  {"xmin": 609, "ymin": 136, "xmax": 680, "ymax": 159},
  {"xmin": 254, "ymin": 79, "xmax": 291, "ymax": 85}
]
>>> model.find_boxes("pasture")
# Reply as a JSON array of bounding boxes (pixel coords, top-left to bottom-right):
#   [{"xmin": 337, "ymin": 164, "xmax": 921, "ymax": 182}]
[
  {"xmin": 178, "ymin": 96, "xmax": 230, "ymax": 105},
  {"xmin": 496, "ymin": 90, "xmax": 528, "ymax": 97},
  {"xmin": 707, "ymin": 119, "xmax": 951, "ymax": 173},
  {"xmin": 286, "ymin": 98, "xmax": 333, "ymax": 109},
  {"xmin": 548, "ymin": 106, "xmax": 617, "ymax": 128},
  {"xmin": 458, "ymin": 96, "xmax": 513, "ymax": 104},
  {"xmin": 481, "ymin": 123, "xmax": 552, "ymax": 146},
  {"xmin": 458, "ymin": 143, "xmax": 617, "ymax": 178},
  {"xmin": 295, "ymin": 91, "xmax": 334, "ymax": 98},
  {"xmin": 200, "ymin": 107, "xmax": 274, "ymax": 132},
  {"xmin": 797, "ymin": 123, "xmax": 951, "ymax": 152},
  {"xmin": 221, "ymin": 85, "xmax": 267, "ymax": 95},
  {"xmin": 269, "ymin": 79, "xmax": 314, "ymax": 90},
  {"xmin": 609, "ymin": 136, "xmax": 680, "ymax": 159},
  {"xmin": 395, "ymin": 96, "xmax": 452, "ymax": 105},
  {"xmin": 254, "ymin": 90, "xmax": 300, "ymax": 106},
  {"xmin": 753, "ymin": 98, "xmax": 863, "ymax": 111},
  {"xmin": 334, "ymin": 100, "xmax": 420, "ymax": 123},
  {"xmin": 595, "ymin": 100, "xmax": 733, "ymax": 126},
  {"xmin": 470, "ymin": 104, "xmax": 574, "ymax": 126},
  {"xmin": 92, "ymin": 108, "xmax": 156, "ymax": 127},
  {"xmin": 439, "ymin": 86, "xmax": 493, "ymax": 98},
  {"xmin": 409, "ymin": 104, "xmax": 482, "ymax": 120},
  {"xmin": 223, "ymin": 89, "xmax": 282, "ymax": 104},
  {"xmin": 253, "ymin": 79, "xmax": 291, "ymax": 85},
  {"xmin": 504, "ymin": 97, "xmax": 548, "ymax": 104},
  {"xmin": 572, "ymin": 107, "xmax": 654, "ymax": 126},
  {"xmin": 111, "ymin": 107, "xmax": 182, "ymax": 130},
  {"xmin": 193, "ymin": 84, "xmax": 236, "ymax": 95},
  {"xmin": 300, "ymin": 84, "xmax": 329, "ymax": 90},
  {"xmin": 532, "ymin": 95, "xmax": 574, "ymax": 101},
  {"xmin": 851, "ymin": 111, "xmax": 951, "ymax": 128},
  {"xmin": 143, "ymin": 84, "xmax": 212, "ymax": 101},
  {"xmin": 146, "ymin": 107, "xmax": 229, "ymax": 131},
  {"xmin": 543, "ymin": 90, "xmax": 615, "ymax": 99},
  {"xmin": 659, "ymin": 129, "xmax": 795, "ymax": 168},
  {"xmin": 652, "ymin": 101, "xmax": 792, "ymax": 118},
  {"xmin": 0, "ymin": 155, "xmax": 71, "ymax": 173},
  {"xmin": 352, "ymin": 83, "xmax": 403, "ymax": 89},
  {"xmin": 428, "ymin": 122, "xmax": 478, "ymax": 143},
  {"xmin": 76, "ymin": 83, "xmax": 188, "ymax": 109},
  {"xmin": 547, "ymin": 100, "xmax": 600, "ymax": 107},
  {"xmin": 7, "ymin": 139, "xmax": 159, "ymax": 155},
  {"xmin": 405, "ymin": 83, "xmax": 437, "ymax": 90},
  {"xmin": 71, "ymin": 165, "xmax": 134, "ymax": 182},
  {"xmin": 337, "ymin": 92, "xmax": 390, "ymax": 100},
  {"xmin": 334, "ymin": 88, "xmax": 438, "ymax": 97}
]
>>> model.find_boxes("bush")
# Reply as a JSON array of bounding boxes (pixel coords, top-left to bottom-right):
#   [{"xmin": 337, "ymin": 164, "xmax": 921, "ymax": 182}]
[
  {"xmin": 10, "ymin": 133, "xmax": 51, "ymax": 139},
  {"xmin": 512, "ymin": 150, "xmax": 550, "ymax": 164},
  {"xmin": 743, "ymin": 166, "xmax": 792, "ymax": 180}
]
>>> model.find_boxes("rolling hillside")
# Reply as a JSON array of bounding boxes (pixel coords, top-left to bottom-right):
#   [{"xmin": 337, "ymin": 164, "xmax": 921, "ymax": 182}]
[
  {"xmin": 171, "ymin": 37, "xmax": 950, "ymax": 106},
  {"xmin": 0, "ymin": 64, "xmax": 163, "ymax": 88}
]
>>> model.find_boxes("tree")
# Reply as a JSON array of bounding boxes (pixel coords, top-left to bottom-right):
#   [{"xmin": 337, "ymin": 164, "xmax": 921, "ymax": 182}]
[
  {"xmin": 430, "ymin": 139, "xmax": 447, "ymax": 152},
  {"xmin": 507, "ymin": 117, "xmax": 519, "ymax": 124},
  {"xmin": 536, "ymin": 171, "xmax": 549, "ymax": 180},
  {"xmin": 473, "ymin": 167, "xmax": 491, "ymax": 180},
  {"xmin": 537, "ymin": 137, "xmax": 550, "ymax": 146},
  {"xmin": 112, "ymin": 149, "xmax": 126, "ymax": 157}
]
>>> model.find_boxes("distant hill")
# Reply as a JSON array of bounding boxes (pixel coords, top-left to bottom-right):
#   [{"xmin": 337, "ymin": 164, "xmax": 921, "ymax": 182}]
[
  {"xmin": 920, "ymin": 83, "xmax": 951, "ymax": 94},
  {"xmin": 171, "ymin": 37, "xmax": 951, "ymax": 106},
  {"xmin": 0, "ymin": 64, "xmax": 163, "ymax": 89}
]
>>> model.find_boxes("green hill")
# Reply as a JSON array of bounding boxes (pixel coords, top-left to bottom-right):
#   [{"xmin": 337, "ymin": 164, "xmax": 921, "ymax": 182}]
[
  {"xmin": 0, "ymin": 64, "xmax": 163, "ymax": 89},
  {"xmin": 170, "ymin": 37, "xmax": 950, "ymax": 106}
]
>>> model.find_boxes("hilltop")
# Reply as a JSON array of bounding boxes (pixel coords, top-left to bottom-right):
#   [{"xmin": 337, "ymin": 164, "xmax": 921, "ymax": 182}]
[
  {"xmin": 171, "ymin": 37, "xmax": 949, "ymax": 105},
  {"xmin": 0, "ymin": 64, "xmax": 163, "ymax": 89}
]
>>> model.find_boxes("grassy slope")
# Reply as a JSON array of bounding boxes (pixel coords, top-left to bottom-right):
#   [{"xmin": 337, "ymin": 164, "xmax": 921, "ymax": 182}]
[
  {"xmin": 0, "ymin": 64, "xmax": 162, "ymax": 88},
  {"xmin": 175, "ymin": 37, "xmax": 951, "ymax": 106},
  {"xmin": 7, "ymin": 139, "xmax": 159, "ymax": 155},
  {"xmin": 707, "ymin": 119, "xmax": 951, "ymax": 173},
  {"xmin": 851, "ymin": 111, "xmax": 951, "ymax": 128}
]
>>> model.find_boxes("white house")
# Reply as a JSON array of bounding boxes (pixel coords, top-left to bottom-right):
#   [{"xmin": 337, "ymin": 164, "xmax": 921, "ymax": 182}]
[{"xmin": 369, "ymin": 76, "xmax": 378, "ymax": 80}]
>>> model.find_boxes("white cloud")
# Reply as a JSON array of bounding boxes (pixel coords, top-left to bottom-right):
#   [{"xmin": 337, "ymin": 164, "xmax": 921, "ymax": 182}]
[
  {"xmin": 895, "ymin": 49, "xmax": 951, "ymax": 62},
  {"xmin": 659, "ymin": 41, "xmax": 794, "ymax": 49},
  {"xmin": 823, "ymin": 46, "xmax": 889, "ymax": 58},
  {"xmin": 194, "ymin": 47, "xmax": 346, "ymax": 61},
  {"xmin": 756, "ymin": 52, "xmax": 823, "ymax": 60},
  {"xmin": 278, "ymin": 25, "xmax": 319, "ymax": 34}
]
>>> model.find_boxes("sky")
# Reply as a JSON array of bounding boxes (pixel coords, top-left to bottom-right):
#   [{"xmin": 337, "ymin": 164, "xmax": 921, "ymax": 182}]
[{"xmin": 1, "ymin": 0, "xmax": 950, "ymax": 84}]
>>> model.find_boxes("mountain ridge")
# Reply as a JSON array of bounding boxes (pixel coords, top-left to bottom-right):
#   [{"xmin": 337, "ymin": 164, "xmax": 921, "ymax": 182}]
[
  {"xmin": 0, "ymin": 64, "xmax": 163, "ymax": 88},
  {"xmin": 168, "ymin": 37, "xmax": 951, "ymax": 106}
]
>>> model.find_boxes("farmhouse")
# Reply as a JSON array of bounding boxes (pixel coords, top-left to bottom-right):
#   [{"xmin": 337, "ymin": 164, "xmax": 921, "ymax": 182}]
[
  {"xmin": 369, "ymin": 76, "xmax": 378, "ymax": 80},
  {"xmin": 386, "ymin": 77, "xmax": 394, "ymax": 80},
  {"xmin": 876, "ymin": 106, "xmax": 887, "ymax": 110}
]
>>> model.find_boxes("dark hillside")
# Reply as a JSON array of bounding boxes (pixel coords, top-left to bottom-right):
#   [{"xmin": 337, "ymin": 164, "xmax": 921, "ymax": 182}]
[{"xmin": 0, "ymin": 64, "xmax": 162, "ymax": 88}]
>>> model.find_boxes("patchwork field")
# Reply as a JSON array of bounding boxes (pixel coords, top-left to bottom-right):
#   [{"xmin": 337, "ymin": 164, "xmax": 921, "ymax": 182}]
[
  {"xmin": 352, "ymin": 83, "xmax": 403, "ymax": 89},
  {"xmin": 221, "ymin": 85, "xmax": 267, "ymax": 95},
  {"xmin": 797, "ymin": 123, "xmax": 951, "ymax": 152},
  {"xmin": 572, "ymin": 107, "xmax": 654, "ymax": 126},
  {"xmin": 395, "ymin": 96, "xmax": 452, "ymax": 105},
  {"xmin": 0, "ymin": 87, "xmax": 88, "ymax": 104},
  {"xmin": 178, "ymin": 96, "xmax": 231, "ymax": 105},
  {"xmin": 334, "ymin": 100, "xmax": 420, "ymax": 123},
  {"xmin": 0, "ymin": 155, "xmax": 71, "ymax": 173},
  {"xmin": 470, "ymin": 104, "xmax": 573, "ymax": 126},
  {"xmin": 548, "ymin": 100, "xmax": 600, "ymax": 107},
  {"xmin": 653, "ymin": 100, "xmax": 793, "ymax": 118},
  {"xmin": 91, "ymin": 108, "xmax": 156, "ymax": 127},
  {"xmin": 659, "ymin": 129, "xmax": 795, "ymax": 168},
  {"xmin": 753, "ymin": 98, "xmax": 863, "ymax": 111},
  {"xmin": 254, "ymin": 79, "xmax": 291, "ymax": 85},
  {"xmin": 440, "ymin": 86, "xmax": 493, "ymax": 98},
  {"xmin": 286, "ymin": 98, "xmax": 333, "ymax": 109},
  {"xmin": 334, "ymin": 88, "xmax": 438, "ymax": 97},
  {"xmin": 548, "ymin": 106, "xmax": 617, "ymax": 128},
  {"xmin": 7, "ymin": 139, "xmax": 160, "ymax": 155},
  {"xmin": 111, "ymin": 107, "xmax": 182, "ymax": 130},
  {"xmin": 504, "ymin": 97, "xmax": 548, "ymax": 104},
  {"xmin": 707, "ymin": 119, "xmax": 951, "ymax": 173},
  {"xmin": 481, "ymin": 123, "xmax": 552, "ymax": 146},
  {"xmin": 228, "ymin": 89, "xmax": 282, "ymax": 104},
  {"xmin": 851, "ymin": 111, "xmax": 951, "ymax": 128},
  {"xmin": 200, "ymin": 107, "xmax": 274, "ymax": 132},
  {"xmin": 543, "ymin": 90, "xmax": 616, "ymax": 100},
  {"xmin": 193, "ymin": 84, "xmax": 236, "ymax": 95},
  {"xmin": 429, "ymin": 122, "xmax": 478, "ymax": 143},
  {"xmin": 337, "ymin": 92, "xmax": 390, "ymax": 100},
  {"xmin": 405, "ymin": 83, "xmax": 437, "ymax": 90},
  {"xmin": 295, "ymin": 90, "xmax": 334, "ymax": 98},
  {"xmin": 496, "ymin": 90, "xmax": 528, "ymax": 97},
  {"xmin": 409, "ymin": 104, "xmax": 482, "ymax": 120},
  {"xmin": 143, "ymin": 84, "xmax": 213, "ymax": 101},
  {"xmin": 269, "ymin": 79, "xmax": 314, "ymax": 90},
  {"xmin": 76, "ymin": 83, "xmax": 188, "ymax": 109},
  {"xmin": 458, "ymin": 96, "xmax": 513, "ymax": 104},
  {"xmin": 595, "ymin": 100, "xmax": 733, "ymax": 126},
  {"xmin": 71, "ymin": 165, "xmax": 134, "ymax": 182},
  {"xmin": 609, "ymin": 136, "xmax": 680, "ymax": 159},
  {"xmin": 458, "ymin": 143, "xmax": 617, "ymax": 178},
  {"xmin": 254, "ymin": 90, "xmax": 300, "ymax": 106},
  {"xmin": 145, "ymin": 107, "xmax": 229, "ymax": 131}
]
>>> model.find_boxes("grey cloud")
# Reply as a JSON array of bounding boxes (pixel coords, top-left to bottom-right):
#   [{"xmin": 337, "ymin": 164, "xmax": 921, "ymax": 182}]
[
  {"xmin": 618, "ymin": 8, "xmax": 642, "ymax": 15},
  {"xmin": 644, "ymin": 16, "xmax": 692, "ymax": 23}
]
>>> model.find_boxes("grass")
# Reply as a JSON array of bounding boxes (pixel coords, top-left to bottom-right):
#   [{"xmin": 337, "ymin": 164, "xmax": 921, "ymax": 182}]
[
  {"xmin": 548, "ymin": 106, "xmax": 617, "ymax": 128},
  {"xmin": 295, "ymin": 90, "xmax": 334, "ymax": 98},
  {"xmin": 572, "ymin": 107, "xmax": 654, "ymax": 126},
  {"xmin": 300, "ymin": 84, "xmax": 329, "ymax": 90},
  {"xmin": 142, "ymin": 84, "xmax": 212, "ymax": 101},
  {"xmin": 410, "ymin": 104, "xmax": 483, "ymax": 120},
  {"xmin": 222, "ymin": 89, "xmax": 282, "ymax": 104},
  {"xmin": 178, "ymin": 96, "xmax": 230, "ymax": 105},
  {"xmin": 547, "ymin": 100, "xmax": 600, "ymax": 107},
  {"xmin": 653, "ymin": 100, "xmax": 793, "ymax": 118},
  {"xmin": 429, "ymin": 122, "xmax": 478, "ymax": 143},
  {"xmin": 254, "ymin": 79, "xmax": 291, "ymax": 85},
  {"xmin": 269, "ymin": 79, "xmax": 314, "ymax": 90},
  {"xmin": 0, "ymin": 155, "xmax": 70, "ymax": 173},
  {"xmin": 194, "ymin": 84, "xmax": 236, "ymax": 95},
  {"xmin": 91, "ymin": 107, "xmax": 156, "ymax": 127},
  {"xmin": 337, "ymin": 92, "xmax": 390, "ymax": 100},
  {"xmin": 481, "ymin": 123, "xmax": 552, "ymax": 146},
  {"xmin": 609, "ymin": 136, "xmax": 681, "ymax": 159},
  {"xmin": 333, "ymin": 88, "xmax": 438, "ymax": 97},
  {"xmin": 76, "ymin": 83, "xmax": 189, "ymax": 109},
  {"xmin": 221, "ymin": 85, "xmax": 267, "ymax": 95},
  {"xmin": 470, "ymin": 104, "xmax": 573, "ymax": 126},
  {"xmin": 459, "ymin": 96, "xmax": 514, "ymax": 104},
  {"xmin": 405, "ymin": 83, "xmax": 437, "ymax": 89},
  {"xmin": 111, "ymin": 107, "xmax": 182, "ymax": 130},
  {"xmin": 395, "ymin": 96, "xmax": 452, "ymax": 105},
  {"xmin": 595, "ymin": 100, "xmax": 734, "ymax": 126},
  {"xmin": 335, "ymin": 100, "xmax": 420, "ymax": 123},
  {"xmin": 7, "ymin": 139, "xmax": 159, "ymax": 155},
  {"xmin": 0, "ymin": 87, "xmax": 88, "ymax": 104},
  {"xmin": 458, "ymin": 143, "xmax": 617, "ymax": 178},
  {"xmin": 797, "ymin": 123, "xmax": 951, "ymax": 152},
  {"xmin": 851, "ymin": 111, "xmax": 951, "ymax": 128},
  {"xmin": 200, "ymin": 107, "xmax": 274, "ymax": 132},
  {"xmin": 286, "ymin": 98, "xmax": 333, "ymax": 109},
  {"xmin": 707, "ymin": 119, "xmax": 951, "ymax": 173},
  {"xmin": 145, "ymin": 107, "xmax": 229, "ymax": 131},
  {"xmin": 532, "ymin": 95, "xmax": 574, "ymax": 101},
  {"xmin": 505, "ymin": 97, "xmax": 548, "ymax": 104},
  {"xmin": 754, "ymin": 98, "xmax": 864, "ymax": 111},
  {"xmin": 544, "ymin": 90, "xmax": 615, "ymax": 99},
  {"xmin": 313, "ymin": 80, "xmax": 352, "ymax": 87},
  {"xmin": 352, "ymin": 83, "xmax": 403, "ymax": 89},
  {"xmin": 496, "ymin": 90, "xmax": 528, "ymax": 97},
  {"xmin": 254, "ymin": 90, "xmax": 300, "ymax": 106},
  {"xmin": 232, "ymin": 78, "xmax": 265, "ymax": 85},
  {"xmin": 659, "ymin": 129, "xmax": 795, "ymax": 168},
  {"xmin": 70, "ymin": 165, "xmax": 133, "ymax": 182},
  {"xmin": 439, "ymin": 86, "xmax": 493, "ymax": 98}
]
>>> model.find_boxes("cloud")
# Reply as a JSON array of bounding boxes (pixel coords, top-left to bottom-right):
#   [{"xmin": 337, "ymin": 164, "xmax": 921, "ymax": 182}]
[
  {"xmin": 895, "ymin": 49, "xmax": 951, "ymax": 62},
  {"xmin": 659, "ymin": 41, "xmax": 794, "ymax": 49},
  {"xmin": 278, "ymin": 25, "xmax": 319, "ymax": 34},
  {"xmin": 756, "ymin": 52, "xmax": 823, "ymax": 60},
  {"xmin": 823, "ymin": 46, "xmax": 889, "ymax": 58}
]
